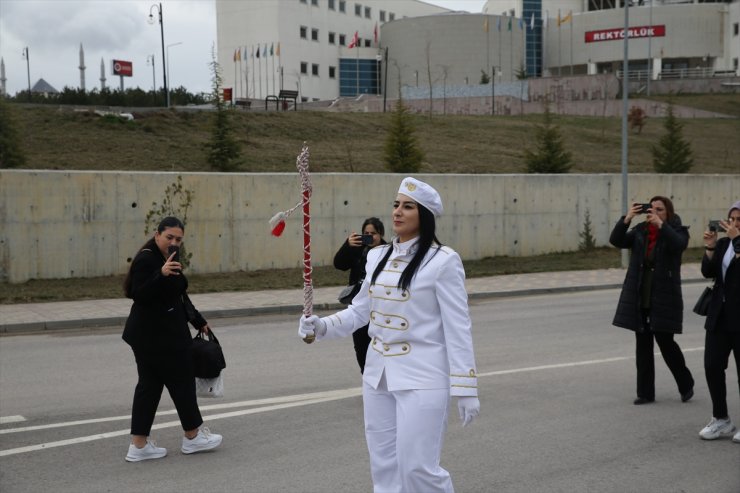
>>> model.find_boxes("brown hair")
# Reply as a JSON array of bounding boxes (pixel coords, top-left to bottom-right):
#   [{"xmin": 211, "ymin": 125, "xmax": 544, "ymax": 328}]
[{"xmin": 649, "ymin": 195, "xmax": 675, "ymax": 222}]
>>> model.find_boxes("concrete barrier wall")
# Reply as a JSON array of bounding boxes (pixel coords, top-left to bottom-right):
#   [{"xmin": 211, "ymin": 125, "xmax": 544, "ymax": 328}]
[{"xmin": 1, "ymin": 170, "xmax": 737, "ymax": 283}]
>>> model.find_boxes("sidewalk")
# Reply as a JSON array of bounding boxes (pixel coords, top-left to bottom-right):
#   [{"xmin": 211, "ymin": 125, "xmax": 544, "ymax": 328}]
[{"xmin": 0, "ymin": 264, "xmax": 706, "ymax": 333}]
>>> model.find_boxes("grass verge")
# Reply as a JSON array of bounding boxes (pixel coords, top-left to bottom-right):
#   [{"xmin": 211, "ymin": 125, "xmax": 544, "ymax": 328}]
[{"xmin": 0, "ymin": 247, "xmax": 705, "ymax": 304}]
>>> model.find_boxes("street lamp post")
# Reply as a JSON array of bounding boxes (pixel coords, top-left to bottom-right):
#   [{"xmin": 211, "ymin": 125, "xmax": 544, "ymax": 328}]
[
  {"xmin": 166, "ymin": 42, "xmax": 183, "ymax": 107},
  {"xmin": 146, "ymin": 54, "xmax": 156, "ymax": 93},
  {"xmin": 22, "ymin": 47, "xmax": 31, "ymax": 101},
  {"xmin": 148, "ymin": 3, "xmax": 168, "ymax": 107}
]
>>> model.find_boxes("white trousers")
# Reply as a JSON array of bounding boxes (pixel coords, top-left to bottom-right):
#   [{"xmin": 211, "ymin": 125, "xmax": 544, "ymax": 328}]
[{"xmin": 363, "ymin": 374, "xmax": 453, "ymax": 493}]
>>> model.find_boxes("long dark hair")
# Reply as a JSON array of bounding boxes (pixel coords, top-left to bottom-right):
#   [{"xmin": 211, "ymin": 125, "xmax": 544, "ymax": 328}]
[
  {"xmin": 123, "ymin": 217, "xmax": 185, "ymax": 297},
  {"xmin": 370, "ymin": 204, "xmax": 441, "ymax": 292}
]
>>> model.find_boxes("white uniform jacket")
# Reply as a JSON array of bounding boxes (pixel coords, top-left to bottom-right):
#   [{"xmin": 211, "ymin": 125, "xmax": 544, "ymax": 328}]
[{"xmin": 319, "ymin": 238, "xmax": 478, "ymax": 397}]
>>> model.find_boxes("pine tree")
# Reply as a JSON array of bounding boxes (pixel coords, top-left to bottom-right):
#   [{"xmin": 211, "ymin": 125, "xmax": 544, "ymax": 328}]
[
  {"xmin": 205, "ymin": 45, "xmax": 241, "ymax": 172},
  {"xmin": 523, "ymin": 105, "xmax": 573, "ymax": 173},
  {"xmin": 0, "ymin": 99, "xmax": 26, "ymax": 168},
  {"xmin": 384, "ymin": 99, "xmax": 424, "ymax": 173},
  {"xmin": 652, "ymin": 102, "xmax": 693, "ymax": 173}
]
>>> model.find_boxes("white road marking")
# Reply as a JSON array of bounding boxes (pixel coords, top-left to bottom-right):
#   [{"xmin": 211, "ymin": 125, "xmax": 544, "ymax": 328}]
[
  {"xmin": 0, "ymin": 387, "xmax": 360, "ymax": 435},
  {"xmin": 0, "ymin": 416, "xmax": 26, "ymax": 425},
  {"xmin": 0, "ymin": 347, "xmax": 705, "ymax": 458}
]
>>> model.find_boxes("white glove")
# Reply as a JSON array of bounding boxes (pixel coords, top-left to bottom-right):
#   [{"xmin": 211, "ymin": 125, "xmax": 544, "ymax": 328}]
[
  {"xmin": 298, "ymin": 315, "xmax": 326, "ymax": 339},
  {"xmin": 457, "ymin": 396, "xmax": 480, "ymax": 427}
]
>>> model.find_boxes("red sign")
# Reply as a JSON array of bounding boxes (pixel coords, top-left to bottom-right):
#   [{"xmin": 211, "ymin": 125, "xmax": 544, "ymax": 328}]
[
  {"xmin": 585, "ymin": 25, "xmax": 665, "ymax": 43},
  {"xmin": 112, "ymin": 59, "xmax": 133, "ymax": 77},
  {"xmin": 223, "ymin": 87, "xmax": 232, "ymax": 103}
]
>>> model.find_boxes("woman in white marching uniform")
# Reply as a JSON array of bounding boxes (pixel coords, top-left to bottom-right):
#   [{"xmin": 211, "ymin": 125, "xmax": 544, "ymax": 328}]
[{"xmin": 299, "ymin": 177, "xmax": 480, "ymax": 493}]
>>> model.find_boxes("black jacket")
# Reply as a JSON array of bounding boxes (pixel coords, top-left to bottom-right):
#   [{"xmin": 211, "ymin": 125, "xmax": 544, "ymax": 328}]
[
  {"xmin": 701, "ymin": 236, "xmax": 740, "ymax": 332},
  {"xmin": 333, "ymin": 238, "xmax": 386, "ymax": 285},
  {"xmin": 610, "ymin": 215, "xmax": 689, "ymax": 333},
  {"xmin": 122, "ymin": 241, "xmax": 206, "ymax": 352}
]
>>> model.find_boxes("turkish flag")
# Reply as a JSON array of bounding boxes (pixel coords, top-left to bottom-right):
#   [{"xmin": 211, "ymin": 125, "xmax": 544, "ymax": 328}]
[{"xmin": 348, "ymin": 31, "xmax": 359, "ymax": 49}]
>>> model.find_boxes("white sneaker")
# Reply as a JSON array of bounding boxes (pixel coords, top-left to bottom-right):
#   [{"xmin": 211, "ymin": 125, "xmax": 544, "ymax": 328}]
[
  {"xmin": 181, "ymin": 426, "xmax": 222, "ymax": 454},
  {"xmin": 125, "ymin": 439, "xmax": 167, "ymax": 462},
  {"xmin": 699, "ymin": 417, "xmax": 737, "ymax": 440},
  {"xmin": 733, "ymin": 430, "xmax": 740, "ymax": 444}
]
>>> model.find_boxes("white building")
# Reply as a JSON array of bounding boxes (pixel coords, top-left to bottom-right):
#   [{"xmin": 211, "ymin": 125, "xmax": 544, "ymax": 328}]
[
  {"xmin": 215, "ymin": 0, "xmax": 448, "ymax": 102},
  {"xmin": 216, "ymin": 0, "xmax": 740, "ymax": 103}
]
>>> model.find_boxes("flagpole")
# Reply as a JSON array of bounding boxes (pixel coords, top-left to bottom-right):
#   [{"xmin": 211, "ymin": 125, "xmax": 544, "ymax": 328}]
[
  {"xmin": 542, "ymin": 12, "xmax": 547, "ymax": 77},
  {"xmin": 239, "ymin": 55, "xmax": 243, "ymax": 99},
  {"xmin": 486, "ymin": 17, "xmax": 490, "ymax": 81},
  {"xmin": 558, "ymin": 9, "xmax": 561, "ymax": 77},
  {"xmin": 570, "ymin": 12, "xmax": 574, "ymax": 76},
  {"xmin": 272, "ymin": 45, "xmax": 275, "ymax": 95},
  {"xmin": 251, "ymin": 47, "xmax": 256, "ymax": 98},
  {"xmin": 356, "ymin": 43, "xmax": 359, "ymax": 96},
  {"xmin": 257, "ymin": 47, "xmax": 262, "ymax": 99},
  {"xmin": 233, "ymin": 52, "xmax": 237, "ymax": 100},
  {"xmin": 498, "ymin": 18, "xmax": 502, "ymax": 82},
  {"xmin": 509, "ymin": 18, "xmax": 513, "ymax": 80},
  {"xmin": 264, "ymin": 45, "xmax": 268, "ymax": 98},
  {"xmin": 244, "ymin": 47, "xmax": 249, "ymax": 101}
]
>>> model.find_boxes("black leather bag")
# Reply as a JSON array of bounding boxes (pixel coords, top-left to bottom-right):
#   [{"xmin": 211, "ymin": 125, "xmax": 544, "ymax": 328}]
[
  {"xmin": 692, "ymin": 286, "xmax": 713, "ymax": 316},
  {"xmin": 191, "ymin": 330, "xmax": 226, "ymax": 378},
  {"xmin": 338, "ymin": 281, "xmax": 362, "ymax": 305}
]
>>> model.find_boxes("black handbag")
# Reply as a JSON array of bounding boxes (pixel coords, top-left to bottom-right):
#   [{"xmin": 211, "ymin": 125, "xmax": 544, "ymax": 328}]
[
  {"xmin": 191, "ymin": 330, "xmax": 226, "ymax": 378},
  {"xmin": 338, "ymin": 281, "xmax": 362, "ymax": 305},
  {"xmin": 692, "ymin": 286, "xmax": 713, "ymax": 316}
]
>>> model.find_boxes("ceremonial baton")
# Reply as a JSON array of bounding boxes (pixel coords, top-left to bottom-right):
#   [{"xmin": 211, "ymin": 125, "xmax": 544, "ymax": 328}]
[{"xmin": 268, "ymin": 143, "xmax": 315, "ymax": 343}]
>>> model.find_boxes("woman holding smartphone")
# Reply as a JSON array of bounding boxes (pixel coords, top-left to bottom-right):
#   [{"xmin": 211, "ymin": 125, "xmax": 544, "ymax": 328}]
[
  {"xmin": 698, "ymin": 200, "xmax": 740, "ymax": 442},
  {"xmin": 609, "ymin": 196, "xmax": 694, "ymax": 405},
  {"xmin": 333, "ymin": 217, "xmax": 386, "ymax": 373},
  {"xmin": 300, "ymin": 178, "xmax": 479, "ymax": 493},
  {"xmin": 122, "ymin": 216, "xmax": 222, "ymax": 462}
]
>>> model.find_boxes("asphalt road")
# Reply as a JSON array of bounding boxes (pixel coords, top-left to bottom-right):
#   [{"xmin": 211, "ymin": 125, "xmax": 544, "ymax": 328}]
[{"xmin": 1, "ymin": 284, "xmax": 738, "ymax": 493}]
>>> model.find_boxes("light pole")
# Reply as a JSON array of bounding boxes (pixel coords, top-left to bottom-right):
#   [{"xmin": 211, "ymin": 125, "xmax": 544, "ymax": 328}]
[
  {"xmin": 146, "ymin": 54, "xmax": 156, "ymax": 93},
  {"xmin": 148, "ymin": 3, "xmax": 168, "ymax": 107},
  {"xmin": 166, "ymin": 42, "xmax": 183, "ymax": 107},
  {"xmin": 22, "ymin": 47, "xmax": 31, "ymax": 101}
]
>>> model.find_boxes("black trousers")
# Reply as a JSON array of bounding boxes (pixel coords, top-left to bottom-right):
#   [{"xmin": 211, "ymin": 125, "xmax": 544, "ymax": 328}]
[
  {"xmin": 130, "ymin": 347, "xmax": 203, "ymax": 436},
  {"xmin": 635, "ymin": 312, "xmax": 694, "ymax": 400},
  {"xmin": 704, "ymin": 305, "xmax": 740, "ymax": 419},
  {"xmin": 352, "ymin": 324, "xmax": 371, "ymax": 374}
]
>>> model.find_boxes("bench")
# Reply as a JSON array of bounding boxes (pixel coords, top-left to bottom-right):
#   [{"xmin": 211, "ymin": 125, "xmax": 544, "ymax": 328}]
[
  {"xmin": 265, "ymin": 95, "xmax": 279, "ymax": 111},
  {"xmin": 235, "ymin": 98, "xmax": 252, "ymax": 110},
  {"xmin": 278, "ymin": 89, "xmax": 299, "ymax": 111}
]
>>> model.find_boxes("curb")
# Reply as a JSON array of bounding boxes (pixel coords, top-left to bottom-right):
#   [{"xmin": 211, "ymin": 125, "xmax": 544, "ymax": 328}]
[{"xmin": 0, "ymin": 278, "xmax": 708, "ymax": 335}]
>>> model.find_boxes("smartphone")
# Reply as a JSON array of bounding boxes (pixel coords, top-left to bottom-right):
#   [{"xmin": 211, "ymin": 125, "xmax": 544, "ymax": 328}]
[
  {"xmin": 167, "ymin": 245, "xmax": 180, "ymax": 262},
  {"xmin": 708, "ymin": 220, "xmax": 724, "ymax": 233},
  {"xmin": 361, "ymin": 234, "xmax": 374, "ymax": 246},
  {"xmin": 638, "ymin": 203, "xmax": 651, "ymax": 214}
]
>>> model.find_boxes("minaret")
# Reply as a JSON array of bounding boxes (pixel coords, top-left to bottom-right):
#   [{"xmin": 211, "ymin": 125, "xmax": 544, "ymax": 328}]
[
  {"xmin": 0, "ymin": 58, "xmax": 6, "ymax": 96},
  {"xmin": 79, "ymin": 43, "xmax": 86, "ymax": 91},
  {"xmin": 100, "ymin": 58, "xmax": 106, "ymax": 90}
]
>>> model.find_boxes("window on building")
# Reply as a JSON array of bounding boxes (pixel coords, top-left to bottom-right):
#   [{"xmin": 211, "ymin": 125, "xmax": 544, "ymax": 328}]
[
  {"xmin": 328, "ymin": 32, "xmax": 336, "ymax": 44},
  {"xmin": 339, "ymin": 0, "xmax": 346, "ymax": 13},
  {"xmin": 364, "ymin": 39, "xmax": 371, "ymax": 47},
  {"xmin": 312, "ymin": 28, "xmax": 319, "ymax": 41},
  {"xmin": 734, "ymin": 58, "xmax": 739, "ymax": 70},
  {"xmin": 355, "ymin": 3, "xmax": 361, "ymax": 16},
  {"xmin": 734, "ymin": 22, "xmax": 739, "ymax": 36},
  {"xmin": 312, "ymin": 63, "xmax": 319, "ymax": 76},
  {"xmin": 300, "ymin": 62, "xmax": 308, "ymax": 74},
  {"xmin": 365, "ymin": 6, "xmax": 371, "ymax": 18},
  {"xmin": 328, "ymin": 0, "xmax": 335, "ymax": 10},
  {"xmin": 300, "ymin": 26, "xmax": 307, "ymax": 39},
  {"xmin": 329, "ymin": 66, "xmax": 336, "ymax": 78},
  {"xmin": 311, "ymin": 0, "xmax": 318, "ymax": 5},
  {"xmin": 380, "ymin": 10, "xmax": 386, "ymax": 22},
  {"xmin": 339, "ymin": 34, "xmax": 346, "ymax": 45},
  {"xmin": 389, "ymin": 12, "xmax": 395, "ymax": 21}
]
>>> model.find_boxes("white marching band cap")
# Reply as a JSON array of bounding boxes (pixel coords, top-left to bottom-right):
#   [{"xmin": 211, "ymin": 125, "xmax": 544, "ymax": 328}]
[{"xmin": 398, "ymin": 177, "xmax": 444, "ymax": 217}]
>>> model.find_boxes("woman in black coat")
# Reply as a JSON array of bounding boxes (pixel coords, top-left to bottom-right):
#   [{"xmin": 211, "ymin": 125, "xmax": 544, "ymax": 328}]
[
  {"xmin": 122, "ymin": 217, "xmax": 222, "ymax": 462},
  {"xmin": 333, "ymin": 217, "xmax": 386, "ymax": 373},
  {"xmin": 697, "ymin": 200, "xmax": 740, "ymax": 442},
  {"xmin": 609, "ymin": 196, "xmax": 694, "ymax": 405}
]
